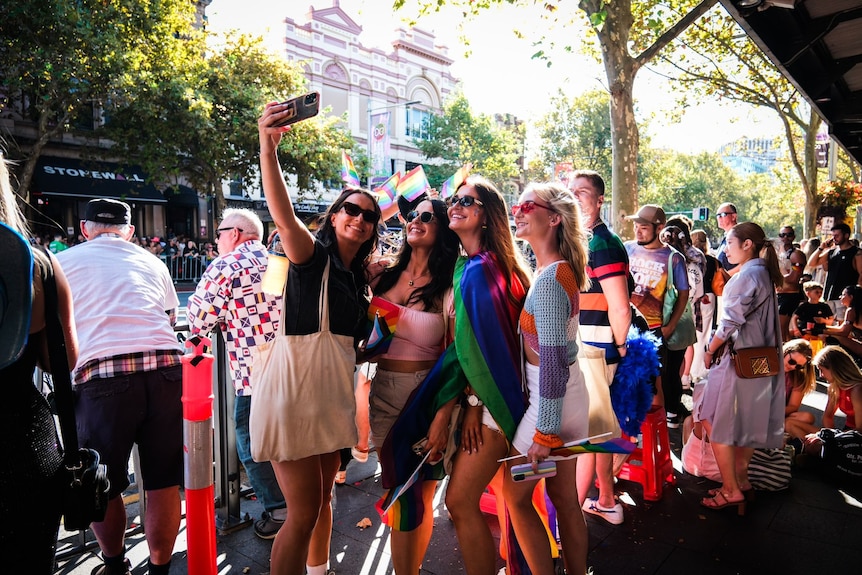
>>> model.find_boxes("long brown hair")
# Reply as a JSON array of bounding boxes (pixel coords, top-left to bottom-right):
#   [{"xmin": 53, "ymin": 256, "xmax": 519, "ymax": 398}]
[
  {"xmin": 784, "ymin": 339, "xmax": 816, "ymax": 396},
  {"xmin": 730, "ymin": 222, "xmax": 782, "ymax": 288},
  {"xmin": 460, "ymin": 175, "xmax": 532, "ymax": 299}
]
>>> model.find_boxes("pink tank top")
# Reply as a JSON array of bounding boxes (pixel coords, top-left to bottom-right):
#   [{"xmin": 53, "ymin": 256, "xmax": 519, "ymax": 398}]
[{"xmin": 378, "ymin": 302, "xmax": 445, "ymax": 362}]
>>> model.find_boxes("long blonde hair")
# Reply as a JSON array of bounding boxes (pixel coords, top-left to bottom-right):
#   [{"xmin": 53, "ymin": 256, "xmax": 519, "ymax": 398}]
[
  {"xmin": 0, "ymin": 151, "xmax": 29, "ymax": 237},
  {"xmin": 813, "ymin": 345, "xmax": 862, "ymax": 403},
  {"xmin": 523, "ymin": 181, "xmax": 590, "ymax": 291}
]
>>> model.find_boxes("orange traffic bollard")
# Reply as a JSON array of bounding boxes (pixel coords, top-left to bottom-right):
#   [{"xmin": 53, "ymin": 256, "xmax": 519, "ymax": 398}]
[{"xmin": 182, "ymin": 335, "xmax": 217, "ymax": 575}]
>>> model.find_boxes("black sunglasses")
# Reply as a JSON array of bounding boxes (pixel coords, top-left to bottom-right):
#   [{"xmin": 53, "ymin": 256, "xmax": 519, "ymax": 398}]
[
  {"xmin": 406, "ymin": 210, "xmax": 435, "ymax": 224},
  {"xmin": 341, "ymin": 202, "xmax": 379, "ymax": 224},
  {"xmin": 778, "ymin": 233, "xmax": 794, "ymax": 238},
  {"xmin": 716, "ymin": 212, "xmax": 735, "ymax": 218},
  {"xmin": 448, "ymin": 195, "xmax": 484, "ymax": 208},
  {"xmin": 216, "ymin": 226, "xmax": 244, "ymax": 239},
  {"xmin": 787, "ymin": 356, "xmax": 807, "ymax": 368}
]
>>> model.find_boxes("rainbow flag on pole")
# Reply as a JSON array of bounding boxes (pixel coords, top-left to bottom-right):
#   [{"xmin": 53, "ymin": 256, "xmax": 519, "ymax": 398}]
[
  {"xmin": 396, "ymin": 165, "xmax": 429, "ymax": 201},
  {"xmin": 549, "ymin": 437, "xmax": 635, "ymax": 457},
  {"xmin": 373, "ymin": 172, "xmax": 400, "ymax": 211},
  {"xmin": 439, "ymin": 163, "xmax": 472, "ymax": 199},
  {"xmin": 341, "ymin": 151, "xmax": 361, "ymax": 188}
]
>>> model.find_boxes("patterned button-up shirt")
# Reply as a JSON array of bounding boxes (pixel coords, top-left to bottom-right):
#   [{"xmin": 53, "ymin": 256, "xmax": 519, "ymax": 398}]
[{"xmin": 187, "ymin": 240, "xmax": 282, "ymax": 396}]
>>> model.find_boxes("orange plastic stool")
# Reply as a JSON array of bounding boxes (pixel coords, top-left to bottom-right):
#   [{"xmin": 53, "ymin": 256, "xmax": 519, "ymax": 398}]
[{"xmin": 617, "ymin": 405, "xmax": 675, "ymax": 501}]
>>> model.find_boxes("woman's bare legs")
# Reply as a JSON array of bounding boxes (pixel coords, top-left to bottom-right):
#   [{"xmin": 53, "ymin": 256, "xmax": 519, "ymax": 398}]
[
  {"xmin": 270, "ymin": 451, "xmax": 340, "ymax": 575},
  {"xmin": 502, "ymin": 456, "xmax": 555, "ymax": 575},
  {"xmin": 547, "ymin": 458, "xmax": 588, "ymax": 575},
  {"xmin": 445, "ymin": 427, "xmax": 509, "ymax": 575},
  {"xmin": 391, "ymin": 480, "xmax": 438, "ymax": 574}
]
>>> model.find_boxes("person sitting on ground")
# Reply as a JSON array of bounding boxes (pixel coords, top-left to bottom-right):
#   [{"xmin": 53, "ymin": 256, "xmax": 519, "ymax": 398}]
[
  {"xmin": 782, "ymin": 339, "xmax": 816, "ymax": 431},
  {"xmin": 786, "ymin": 345, "xmax": 862, "ymax": 440}
]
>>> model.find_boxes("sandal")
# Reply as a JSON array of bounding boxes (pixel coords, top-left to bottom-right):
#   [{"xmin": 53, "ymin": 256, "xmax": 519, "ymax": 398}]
[
  {"xmin": 701, "ymin": 491, "xmax": 746, "ymax": 516},
  {"xmin": 707, "ymin": 486, "xmax": 756, "ymax": 503}
]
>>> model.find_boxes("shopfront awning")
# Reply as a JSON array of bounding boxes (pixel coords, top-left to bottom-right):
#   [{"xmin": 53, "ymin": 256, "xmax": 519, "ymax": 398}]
[
  {"xmin": 163, "ymin": 185, "xmax": 200, "ymax": 207},
  {"xmin": 32, "ymin": 156, "xmax": 166, "ymax": 203}
]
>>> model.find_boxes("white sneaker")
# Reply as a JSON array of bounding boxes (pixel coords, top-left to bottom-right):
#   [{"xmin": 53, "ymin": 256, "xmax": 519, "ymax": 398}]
[{"xmin": 582, "ymin": 498, "xmax": 624, "ymax": 525}]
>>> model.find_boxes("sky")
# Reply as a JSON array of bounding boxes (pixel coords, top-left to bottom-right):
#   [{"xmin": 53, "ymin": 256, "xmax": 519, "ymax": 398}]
[{"xmin": 205, "ymin": 0, "xmax": 783, "ymax": 154}]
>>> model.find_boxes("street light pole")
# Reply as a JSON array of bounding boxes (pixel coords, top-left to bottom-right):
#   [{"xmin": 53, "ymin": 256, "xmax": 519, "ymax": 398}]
[{"xmin": 367, "ymin": 99, "xmax": 421, "ymax": 187}]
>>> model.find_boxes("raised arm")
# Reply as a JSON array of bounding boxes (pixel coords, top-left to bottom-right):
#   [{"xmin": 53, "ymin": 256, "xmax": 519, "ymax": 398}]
[{"xmin": 258, "ymin": 101, "xmax": 315, "ymax": 265}]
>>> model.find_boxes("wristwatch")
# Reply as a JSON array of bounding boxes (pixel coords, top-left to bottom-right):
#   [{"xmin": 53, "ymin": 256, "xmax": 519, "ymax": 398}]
[{"xmin": 467, "ymin": 393, "xmax": 484, "ymax": 407}]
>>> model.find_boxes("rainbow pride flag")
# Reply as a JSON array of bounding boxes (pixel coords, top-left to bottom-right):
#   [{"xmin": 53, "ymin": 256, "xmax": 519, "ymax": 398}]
[
  {"xmin": 361, "ymin": 296, "xmax": 400, "ymax": 358},
  {"xmin": 396, "ymin": 165, "xmax": 429, "ymax": 201},
  {"xmin": 341, "ymin": 150, "xmax": 361, "ymax": 188},
  {"xmin": 549, "ymin": 437, "xmax": 635, "ymax": 457},
  {"xmin": 439, "ymin": 162, "xmax": 472, "ymax": 199},
  {"xmin": 373, "ymin": 172, "xmax": 400, "ymax": 211}
]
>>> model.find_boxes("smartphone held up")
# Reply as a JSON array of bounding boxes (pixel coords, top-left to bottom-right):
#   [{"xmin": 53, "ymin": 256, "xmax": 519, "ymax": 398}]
[{"xmin": 271, "ymin": 91, "xmax": 320, "ymax": 128}]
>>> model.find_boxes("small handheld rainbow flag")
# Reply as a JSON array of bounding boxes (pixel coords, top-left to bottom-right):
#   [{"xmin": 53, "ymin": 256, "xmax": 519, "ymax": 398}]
[
  {"xmin": 360, "ymin": 296, "xmax": 401, "ymax": 358},
  {"xmin": 374, "ymin": 172, "xmax": 400, "ymax": 211},
  {"xmin": 396, "ymin": 165, "xmax": 429, "ymax": 201},
  {"xmin": 439, "ymin": 163, "xmax": 472, "ymax": 199},
  {"xmin": 341, "ymin": 151, "xmax": 361, "ymax": 188},
  {"xmin": 548, "ymin": 437, "xmax": 636, "ymax": 457}
]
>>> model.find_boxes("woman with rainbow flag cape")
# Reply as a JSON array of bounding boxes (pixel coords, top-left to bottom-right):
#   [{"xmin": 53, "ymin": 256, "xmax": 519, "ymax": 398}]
[
  {"xmin": 505, "ymin": 182, "xmax": 593, "ymax": 575},
  {"xmin": 365, "ymin": 196, "xmax": 459, "ymax": 574},
  {"xmin": 379, "ymin": 176, "xmax": 532, "ymax": 574}
]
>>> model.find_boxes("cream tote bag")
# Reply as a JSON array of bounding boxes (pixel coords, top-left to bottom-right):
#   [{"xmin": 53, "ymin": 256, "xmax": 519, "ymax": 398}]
[{"xmin": 250, "ymin": 259, "xmax": 358, "ymax": 462}]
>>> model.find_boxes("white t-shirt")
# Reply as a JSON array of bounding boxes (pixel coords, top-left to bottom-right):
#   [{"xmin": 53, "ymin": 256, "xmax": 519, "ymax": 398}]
[{"xmin": 57, "ymin": 235, "xmax": 180, "ymax": 369}]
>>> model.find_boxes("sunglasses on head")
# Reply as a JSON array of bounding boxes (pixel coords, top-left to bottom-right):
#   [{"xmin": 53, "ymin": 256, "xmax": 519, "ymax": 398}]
[
  {"xmin": 511, "ymin": 200, "xmax": 556, "ymax": 215},
  {"xmin": 406, "ymin": 210, "xmax": 435, "ymax": 224},
  {"xmin": 341, "ymin": 202, "xmax": 379, "ymax": 224},
  {"xmin": 448, "ymin": 195, "xmax": 484, "ymax": 208}
]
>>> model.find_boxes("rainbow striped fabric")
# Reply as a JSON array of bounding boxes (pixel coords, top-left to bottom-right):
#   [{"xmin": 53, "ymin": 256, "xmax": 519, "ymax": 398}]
[
  {"xmin": 548, "ymin": 436, "xmax": 636, "ymax": 457},
  {"xmin": 377, "ymin": 252, "xmax": 527, "ymax": 531},
  {"xmin": 396, "ymin": 165, "xmax": 429, "ymax": 201},
  {"xmin": 341, "ymin": 150, "xmax": 360, "ymax": 188}
]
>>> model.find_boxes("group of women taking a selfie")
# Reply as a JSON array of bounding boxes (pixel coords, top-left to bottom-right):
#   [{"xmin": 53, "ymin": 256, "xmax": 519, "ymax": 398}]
[{"xmin": 255, "ymin": 99, "xmax": 794, "ymax": 575}]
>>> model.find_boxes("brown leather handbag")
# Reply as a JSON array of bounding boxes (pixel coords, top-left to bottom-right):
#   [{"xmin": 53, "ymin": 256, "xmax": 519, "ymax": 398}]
[{"xmin": 731, "ymin": 345, "xmax": 780, "ymax": 379}]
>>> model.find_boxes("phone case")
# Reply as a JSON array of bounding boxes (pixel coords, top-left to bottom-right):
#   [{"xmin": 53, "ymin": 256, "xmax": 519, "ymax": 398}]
[
  {"xmin": 510, "ymin": 461, "xmax": 557, "ymax": 482},
  {"xmin": 272, "ymin": 91, "xmax": 320, "ymax": 127}
]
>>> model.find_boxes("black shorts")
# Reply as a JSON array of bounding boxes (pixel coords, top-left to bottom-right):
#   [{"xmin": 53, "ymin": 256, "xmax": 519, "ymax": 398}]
[
  {"xmin": 74, "ymin": 365, "xmax": 183, "ymax": 498},
  {"xmin": 778, "ymin": 292, "xmax": 805, "ymax": 316}
]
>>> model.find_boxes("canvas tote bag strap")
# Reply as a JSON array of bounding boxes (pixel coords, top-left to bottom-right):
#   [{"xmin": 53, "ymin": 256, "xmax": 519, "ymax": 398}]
[{"xmin": 317, "ymin": 257, "xmax": 332, "ymax": 332}]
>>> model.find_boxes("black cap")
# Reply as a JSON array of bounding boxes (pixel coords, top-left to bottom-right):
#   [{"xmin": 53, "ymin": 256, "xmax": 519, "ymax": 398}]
[{"xmin": 85, "ymin": 198, "xmax": 131, "ymax": 225}]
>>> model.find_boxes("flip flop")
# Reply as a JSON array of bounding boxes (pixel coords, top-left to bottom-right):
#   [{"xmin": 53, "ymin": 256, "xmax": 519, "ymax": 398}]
[{"xmin": 701, "ymin": 491, "xmax": 746, "ymax": 516}]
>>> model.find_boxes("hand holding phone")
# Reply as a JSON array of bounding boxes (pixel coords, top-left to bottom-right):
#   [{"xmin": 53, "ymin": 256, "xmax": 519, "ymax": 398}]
[
  {"xmin": 271, "ymin": 91, "xmax": 320, "ymax": 128},
  {"xmin": 510, "ymin": 461, "xmax": 557, "ymax": 482}
]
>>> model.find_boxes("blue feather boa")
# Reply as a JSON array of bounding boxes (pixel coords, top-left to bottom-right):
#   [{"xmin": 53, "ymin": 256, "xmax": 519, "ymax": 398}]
[{"xmin": 611, "ymin": 328, "xmax": 661, "ymax": 437}]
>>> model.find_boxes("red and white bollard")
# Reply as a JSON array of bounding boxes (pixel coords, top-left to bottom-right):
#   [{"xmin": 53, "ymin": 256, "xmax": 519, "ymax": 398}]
[{"xmin": 182, "ymin": 336, "xmax": 217, "ymax": 575}]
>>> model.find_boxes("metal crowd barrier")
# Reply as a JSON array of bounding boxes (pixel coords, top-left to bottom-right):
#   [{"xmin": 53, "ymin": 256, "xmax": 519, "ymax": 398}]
[{"xmin": 160, "ymin": 254, "xmax": 214, "ymax": 283}]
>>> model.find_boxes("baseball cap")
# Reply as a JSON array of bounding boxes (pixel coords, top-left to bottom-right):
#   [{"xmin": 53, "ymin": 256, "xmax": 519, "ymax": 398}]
[
  {"xmin": 0, "ymin": 222, "xmax": 33, "ymax": 369},
  {"xmin": 626, "ymin": 204, "xmax": 666, "ymax": 226},
  {"xmin": 84, "ymin": 198, "xmax": 131, "ymax": 225}
]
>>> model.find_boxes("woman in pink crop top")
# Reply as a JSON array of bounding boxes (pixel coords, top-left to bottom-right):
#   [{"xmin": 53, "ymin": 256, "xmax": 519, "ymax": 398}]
[
  {"xmin": 505, "ymin": 181, "xmax": 592, "ymax": 575},
  {"xmin": 788, "ymin": 346, "xmax": 862, "ymax": 443},
  {"xmin": 367, "ymin": 196, "xmax": 459, "ymax": 575}
]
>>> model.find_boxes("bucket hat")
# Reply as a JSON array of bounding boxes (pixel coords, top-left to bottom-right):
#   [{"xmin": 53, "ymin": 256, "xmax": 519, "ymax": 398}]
[{"xmin": 0, "ymin": 222, "xmax": 33, "ymax": 369}]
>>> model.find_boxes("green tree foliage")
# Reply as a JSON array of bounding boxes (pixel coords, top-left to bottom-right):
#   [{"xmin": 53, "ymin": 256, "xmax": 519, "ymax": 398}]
[
  {"xmin": 536, "ymin": 88, "xmax": 612, "ymax": 181},
  {"xmin": 394, "ymin": 0, "xmax": 718, "ymax": 238},
  {"xmin": 655, "ymin": 5, "xmax": 826, "ymax": 236},
  {"xmin": 0, "ymin": 0, "xmax": 198, "ymax": 202},
  {"xmin": 412, "ymin": 92, "xmax": 522, "ymax": 192},
  {"xmin": 639, "ymin": 148, "xmax": 803, "ymax": 241}
]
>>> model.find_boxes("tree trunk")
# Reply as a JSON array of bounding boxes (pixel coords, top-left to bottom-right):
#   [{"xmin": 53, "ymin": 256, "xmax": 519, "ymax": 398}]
[
  {"xmin": 592, "ymin": 0, "xmax": 639, "ymax": 239},
  {"xmin": 802, "ymin": 110, "xmax": 821, "ymax": 238}
]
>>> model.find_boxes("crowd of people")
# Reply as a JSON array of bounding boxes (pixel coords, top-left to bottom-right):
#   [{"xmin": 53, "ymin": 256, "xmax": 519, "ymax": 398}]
[{"xmin": 4, "ymin": 102, "xmax": 862, "ymax": 575}]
